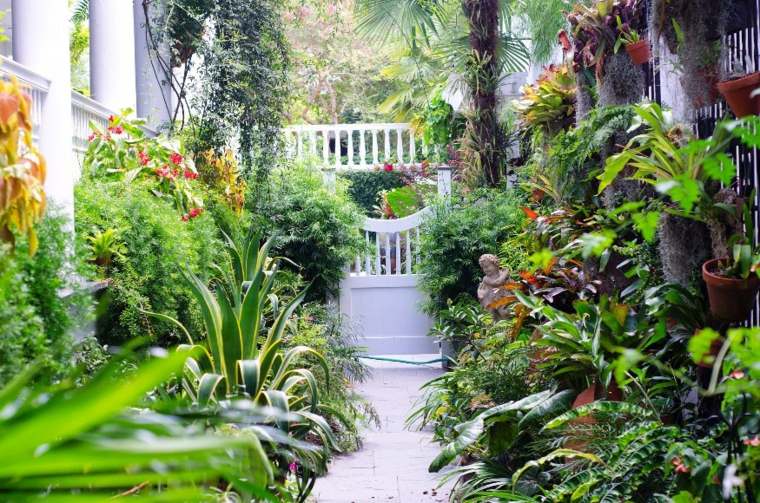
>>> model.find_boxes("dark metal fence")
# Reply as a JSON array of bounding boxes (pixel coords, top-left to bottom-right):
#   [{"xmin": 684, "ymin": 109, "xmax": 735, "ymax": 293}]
[{"xmin": 693, "ymin": 0, "xmax": 760, "ymax": 326}]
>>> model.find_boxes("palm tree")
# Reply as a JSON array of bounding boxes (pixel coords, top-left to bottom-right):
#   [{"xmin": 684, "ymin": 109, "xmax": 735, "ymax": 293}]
[{"xmin": 356, "ymin": 0, "xmax": 529, "ymax": 185}]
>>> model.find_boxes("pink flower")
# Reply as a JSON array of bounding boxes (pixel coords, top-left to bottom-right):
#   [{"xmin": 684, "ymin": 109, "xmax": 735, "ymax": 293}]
[
  {"xmin": 672, "ymin": 457, "xmax": 689, "ymax": 474},
  {"xmin": 138, "ymin": 151, "xmax": 150, "ymax": 166},
  {"xmin": 289, "ymin": 462, "xmax": 298, "ymax": 474},
  {"xmin": 184, "ymin": 169, "xmax": 198, "ymax": 180},
  {"xmin": 744, "ymin": 436, "xmax": 760, "ymax": 447},
  {"xmin": 188, "ymin": 207, "xmax": 203, "ymax": 219},
  {"xmin": 170, "ymin": 152, "xmax": 183, "ymax": 165},
  {"xmin": 87, "ymin": 132, "xmax": 97, "ymax": 142},
  {"xmin": 155, "ymin": 165, "xmax": 171, "ymax": 178},
  {"xmin": 108, "ymin": 125, "xmax": 124, "ymax": 134},
  {"xmin": 181, "ymin": 214, "xmax": 189, "ymax": 222},
  {"xmin": 730, "ymin": 369, "xmax": 745, "ymax": 379},
  {"xmin": 383, "ymin": 163, "xmax": 393, "ymax": 172}
]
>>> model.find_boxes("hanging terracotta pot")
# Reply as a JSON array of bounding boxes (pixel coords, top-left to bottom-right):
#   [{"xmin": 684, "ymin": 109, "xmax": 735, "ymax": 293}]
[
  {"xmin": 702, "ymin": 258, "xmax": 760, "ymax": 323},
  {"xmin": 625, "ymin": 40, "xmax": 651, "ymax": 65},
  {"xmin": 717, "ymin": 72, "xmax": 760, "ymax": 118}
]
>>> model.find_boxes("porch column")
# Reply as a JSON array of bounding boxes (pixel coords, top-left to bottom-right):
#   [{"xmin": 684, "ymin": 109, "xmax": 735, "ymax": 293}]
[
  {"xmin": 133, "ymin": 0, "xmax": 172, "ymax": 129},
  {"xmin": 12, "ymin": 0, "xmax": 75, "ymax": 218},
  {"xmin": 89, "ymin": 0, "xmax": 137, "ymax": 112}
]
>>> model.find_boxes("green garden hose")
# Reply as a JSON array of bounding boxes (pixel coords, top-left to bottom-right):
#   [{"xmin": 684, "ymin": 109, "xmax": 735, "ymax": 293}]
[{"xmin": 359, "ymin": 355, "xmax": 447, "ymax": 365}]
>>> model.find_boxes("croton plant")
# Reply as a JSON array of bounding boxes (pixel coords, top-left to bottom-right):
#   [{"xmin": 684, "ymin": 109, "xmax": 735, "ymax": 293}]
[
  {"xmin": 83, "ymin": 111, "xmax": 203, "ymax": 219},
  {"xmin": 564, "ymin": 0, "xmax": 646, "ymax": 77},
  {"xmin": 0, "ymin": 76, "xmax": 46, "ymax": 253}
]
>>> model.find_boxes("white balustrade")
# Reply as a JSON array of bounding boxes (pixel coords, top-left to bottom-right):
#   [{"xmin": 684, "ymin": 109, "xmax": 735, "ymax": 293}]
[
  {"xmin": 71, "ymin": 91, "xmax": 114, "ymax": 158},
  {"xmin": 283, "ymin": 123, "xmax": 421, "ymax": 171},
  {"xmin": 0, "ymin": 57, "xmax": 50, "ymax": 145}
]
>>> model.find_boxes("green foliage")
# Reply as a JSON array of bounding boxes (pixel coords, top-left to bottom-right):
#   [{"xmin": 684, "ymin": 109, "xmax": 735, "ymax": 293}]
[
  {"xmin": 75, "ymin": 179, "xmax": 221, "ymax": 346},
  {"xmin": 0, "ymin": 210, "xmax": 89, "ymax": 383},
  {"xmin": 252, "ymin": 163, "xmax": 364, "ymax": 299},
  {"xmin": 418, "ymin": 188, "xmax": 528, "ymax": 313},
  {"xmin": 385, "ymin": 185, "xmax": 422, "ymax": 218},
  {"xmin": 420, "ymin": 91, "xmax": 465, "ymax": 160},
  {"xmin": 339, "ymin": 170, "xmax": 408, "ymax": 214},
  {"xmin": 0, "ymin": 350, "xmax": 274, "ymax": 500}
]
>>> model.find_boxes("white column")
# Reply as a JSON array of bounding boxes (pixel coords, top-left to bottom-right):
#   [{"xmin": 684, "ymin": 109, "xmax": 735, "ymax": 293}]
[
  {"xmin": 12, "ymin": 0, "xmax": 75, "ymax": 218},
  {"xmin": 133, "ymin": 0, "xmax": 171, "ymax": 129},
  {"xmin": 90, "ymin": 0, "xmax": 136, "ymax": 112}
]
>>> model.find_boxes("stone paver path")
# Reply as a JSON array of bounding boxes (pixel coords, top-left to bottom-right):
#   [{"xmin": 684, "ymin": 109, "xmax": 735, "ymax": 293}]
[{"xmin": 313, "ymin": 356, "xmax": 452, "ymax": 503}]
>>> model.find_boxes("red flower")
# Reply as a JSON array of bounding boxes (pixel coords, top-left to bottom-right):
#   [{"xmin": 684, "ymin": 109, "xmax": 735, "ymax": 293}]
[
  {"xmin": 181, "ymin": 214, "xmax": 190, "ymax": 222},
  {"xmin": 108, "ymin": 125, "xmax": 124, "ymax": 134},
  {"xmin": 155, "ymin": 165, "xmax": 171, "ymax": 178},
  {"xmin": 519, "ymin": 271, "xmax": 539, "ymax": 285},
  {"xmin": 744, "ymin": 436, "xmax": 760, "ymax": 447},
  {"xmin": 183, "ymin": 169, "xmax": 198, "ymax": 180},
  {"xmin": 170, "ymin": 152, "xmax": 183, "ymax": 165},
  {"xmin": 188, "ymin": 207, "xmax": 203, "ymax": 218},
  {"xmin": 108, "ymin": 114, "xmax": 115, "ymax": 123},
  {"xmin": 383, "ymin": 163, "xmax": 393, "ymax": 172},
  {"xmin": 138, "ymin": 151, "xmax": 150, "ymax": 166},
  {"xmin": 87, "ymin": 132, "xmax": 97, "ymax": 142}
]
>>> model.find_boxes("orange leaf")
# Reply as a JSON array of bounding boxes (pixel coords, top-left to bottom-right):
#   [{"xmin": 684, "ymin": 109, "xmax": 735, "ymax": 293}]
[
  {"xmin": 522, "ymin": 207, "xmax": 539, "ymax": 220},
  {"xmin": 488, "ymin": 296, "xmax": 517, "ymax": 309}
]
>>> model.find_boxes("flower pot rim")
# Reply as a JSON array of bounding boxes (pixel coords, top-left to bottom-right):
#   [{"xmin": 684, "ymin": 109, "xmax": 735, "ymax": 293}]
[
  {"xmin": 625, "ymin": 39, "xmax": 649, "ymax": 49},
  {"xmin": 702, "ymin": 257, "xmax": 760, "ymax": 286},
  {"xmin": 717, "ymin": 71, "xmax": 760, "ymax": 91}
]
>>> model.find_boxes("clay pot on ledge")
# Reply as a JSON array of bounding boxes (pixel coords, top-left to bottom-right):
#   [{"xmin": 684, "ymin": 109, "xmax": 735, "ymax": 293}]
[
  {"xmin": 625, "ymin": 40, "xmax": 651, "ymax": 65},
  {"xmin": 702, "ymin": 258, "xmax": 760, "ymax": 323},
  {"xmin": 717, "ymin": 72, "xmax": 760, "ymax": 118}
]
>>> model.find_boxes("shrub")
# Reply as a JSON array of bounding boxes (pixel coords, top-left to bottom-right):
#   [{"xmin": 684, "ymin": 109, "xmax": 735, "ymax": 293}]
[
  {"xmin": 75, "ymin": 179, "xmax": 221, "ymax": 347},
  {"xmin": 418, "ymin": 188, "xmax": 528, "ymax": 313},
  {"xmin": 252, "ymin": 163, "xmax": 363, "ymax": 299},
  {"xmin": 339, "ymin": 170, "xmax": 408, "ymax": 214},
  {"xmin": 0, "ymin": 209, "xmax": 89, "ymax": 382}
]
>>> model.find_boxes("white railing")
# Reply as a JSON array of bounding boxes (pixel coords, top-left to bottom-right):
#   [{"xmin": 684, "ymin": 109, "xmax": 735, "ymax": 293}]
[
  {"xmin": 283, "ymin": 123, "xmax": 427, "ymax": 171},
  {"xmin": 71, "ymin": 91, "xmax": 115, "ymax": 158},
  {"xmin": 0, "ymin": 57, "xmax": 50, "ymax": 145}
]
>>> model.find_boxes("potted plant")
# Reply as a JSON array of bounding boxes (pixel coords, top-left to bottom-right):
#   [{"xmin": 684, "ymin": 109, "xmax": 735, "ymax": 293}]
[
  {"xmin": 614, "ymin": 19, "xmax": 650, "ymax": 65},
  {"xmin": 703, "ymin": 240, "xmax": 760, "ymax": 323},
  {"xmin": 717, "ymin": 64, "xmax": 760, "ymax": 118}
]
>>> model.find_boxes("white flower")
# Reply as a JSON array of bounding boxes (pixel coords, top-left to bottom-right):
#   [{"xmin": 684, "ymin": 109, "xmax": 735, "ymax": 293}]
[{"xmin": 722, "ymin": 464, "xmax": 743, "ymax": 499}]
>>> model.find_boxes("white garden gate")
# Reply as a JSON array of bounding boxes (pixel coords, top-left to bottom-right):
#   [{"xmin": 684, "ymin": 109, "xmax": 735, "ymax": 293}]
[{"xmin": 338, "ymin": 167, "xmax": 452, "ymax": 355}]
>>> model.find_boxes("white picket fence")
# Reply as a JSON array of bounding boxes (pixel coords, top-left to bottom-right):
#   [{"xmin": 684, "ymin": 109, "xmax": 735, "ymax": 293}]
[{"xmin": 283, "ymin": 123, "xmax": 428, "ymax": 171}]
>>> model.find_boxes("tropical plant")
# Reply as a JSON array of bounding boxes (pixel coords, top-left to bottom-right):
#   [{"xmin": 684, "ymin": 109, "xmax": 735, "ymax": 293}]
[
  {"xmin": 83, "ymin": 111, "xmax": 203, "ymax": 216},
  {"xmin": 0, "ymin": 350, "xmax": 275, "ymax": 500},
  {"xmin": 0, "ymin": 76, "xmax": 46, "ymax": 252},
  {"xmin": 86, "ymin": 227, "xmax": 126, "ymax": 273},
  {"xmin": 513, "ymin": 64, "xmax": 577, "ymax": 136},
  {"xmin": 196, "ymin": 149, "xmax": 247, "ymax": 215}
]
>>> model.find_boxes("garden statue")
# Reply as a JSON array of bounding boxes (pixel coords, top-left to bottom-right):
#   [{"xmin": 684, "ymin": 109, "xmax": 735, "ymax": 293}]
[{"xmin": 477, "ymin": 254, "xmax": 511, "ymax": 321}]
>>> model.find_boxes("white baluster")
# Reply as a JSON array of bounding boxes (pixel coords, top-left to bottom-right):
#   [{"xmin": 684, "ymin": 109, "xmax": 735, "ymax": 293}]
[
  {"xmin": 347, "ymin": 128, "xmax": 354, "ymax": 166},
  {"xmin": 355, "ymin": 254, "xmax": 361, "ymax": 274},
  {"xmin": 372, "ymin": 129, "xmax": 379, "ymax": 165},
  {"xmin": 359, "ymin": 128, "xmax": 367, "ymax": 167},
  {"xmin": 384, "ymin": 129, "xmax": 391, "ymax": 163},
  {"xmin": 375, "ymin": 234, "xmax": 381, "ymax": 276},
  {"xmin": 310, "ymin": 130, "xmax": 317, "ymax": 157},
  {"xmin": 334, "ymin": 128, "xmax": 341, "ymax": 168},
  {"xmin": 384, "ymin": 233, "xmax": 391, "ymax": 275},
  {"xmin": 297, "ymin": 130, "xmax": 303, "ymax": 159},
  {"xmin": 405, "ymin": 230, "xmax": 411, "ymax": 274},
  {"xmin": 415, "ymin": 227, "xmax": 421, "ymax": 265},
  {"xmin": 396, "ymin": 128, "xmax": 404, "ymax": 165},
  {"xmin": 322, "ymin": 129, "xmax": 329, "ymax": 165}
]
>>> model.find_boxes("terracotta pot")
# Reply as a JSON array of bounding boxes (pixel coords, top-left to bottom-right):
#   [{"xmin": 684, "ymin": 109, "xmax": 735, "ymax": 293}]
[
  {"xmin": 717, "ymin": 72, "xmax": 760, "ymax": 118},
  {"xmin": 702, "ymin": 258, "xmax": 760, "ymax": 323},
  {"xmin": 625, "ymin": 40, "xmax": 651, "ymax": 65}
]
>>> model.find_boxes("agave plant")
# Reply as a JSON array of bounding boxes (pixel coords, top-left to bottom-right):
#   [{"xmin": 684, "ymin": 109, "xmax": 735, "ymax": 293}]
[{"xmin": 0, "ymin": 350, "xmax": 274, "ymax": 501}]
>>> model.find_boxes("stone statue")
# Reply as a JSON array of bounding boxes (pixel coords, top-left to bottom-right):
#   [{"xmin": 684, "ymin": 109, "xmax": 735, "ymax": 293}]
[{"xmin": 477, "ymin": 254, "xmax": 511, "ymax": 321}]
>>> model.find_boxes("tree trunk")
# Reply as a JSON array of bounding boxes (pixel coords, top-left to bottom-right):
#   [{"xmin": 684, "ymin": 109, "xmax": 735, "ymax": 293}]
[{"xmin": 461, "ymin": 0, "xmax": 502, "ymax": 187}]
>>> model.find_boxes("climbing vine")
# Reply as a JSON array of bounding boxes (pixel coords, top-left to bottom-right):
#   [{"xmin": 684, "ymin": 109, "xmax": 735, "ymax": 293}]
[{"xmin": 141, "ymin": 0, "xmax": 289, "ymax": 178}]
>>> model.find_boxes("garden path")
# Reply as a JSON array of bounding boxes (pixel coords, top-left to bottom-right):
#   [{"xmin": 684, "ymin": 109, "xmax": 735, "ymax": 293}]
[{"xmin": 312, "ymin": 356, "xmax": 452, "ymax": 503}]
